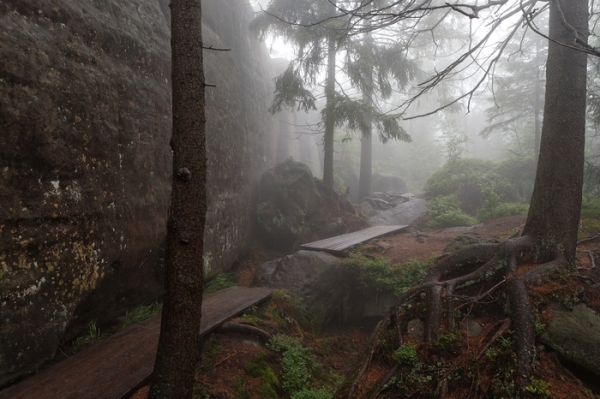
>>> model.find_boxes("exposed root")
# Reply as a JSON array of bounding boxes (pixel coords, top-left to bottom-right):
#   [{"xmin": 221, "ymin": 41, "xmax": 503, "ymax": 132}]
[
  {"xmin": 215, "ymin": 322, "xmax": 272, "ymax": 343},
  {"xmin": 341, "ymin": 234, "xmax": 571, "ymax": 398},
  {"xmin": 475, "ymin": 318, "xmax": 511, "ymax": 360}
]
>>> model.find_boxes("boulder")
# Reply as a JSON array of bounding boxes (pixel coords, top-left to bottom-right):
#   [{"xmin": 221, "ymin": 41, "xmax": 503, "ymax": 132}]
[
  {"xmin": 253, "ymin": 250, "xmax": 346, "ymax": 325},
  {"xmin": 372, "ymin": 173, "xmax": 409, "ymax": 195},
  {"xmin": 540, "ymin": 304, "xmax": 600, "ymax": 377},
  {"xmin": 257, "ymin": 159, "xmax": 322, "ymax": 249}
]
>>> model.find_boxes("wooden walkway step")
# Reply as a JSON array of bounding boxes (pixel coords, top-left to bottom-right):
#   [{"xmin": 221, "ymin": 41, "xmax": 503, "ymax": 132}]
[
  {"xmin": 299, "ymin": 225, "xmax": 408, "ymax": 256},
  {"xmin": 0, "ymin": 286, "xmax": 274, "ymax": 399}
]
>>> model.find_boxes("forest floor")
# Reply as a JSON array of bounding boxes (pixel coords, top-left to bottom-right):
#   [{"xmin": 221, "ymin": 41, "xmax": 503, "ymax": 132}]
[{"xmin": 129, "ymin": 214, "xmax": 600, "ymax": 399}]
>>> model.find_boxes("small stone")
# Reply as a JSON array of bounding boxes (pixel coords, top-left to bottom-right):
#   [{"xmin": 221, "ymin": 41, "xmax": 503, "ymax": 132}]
[{"xmin": 407, "ymin": 319, "xmax": 424, "ymax": 342}]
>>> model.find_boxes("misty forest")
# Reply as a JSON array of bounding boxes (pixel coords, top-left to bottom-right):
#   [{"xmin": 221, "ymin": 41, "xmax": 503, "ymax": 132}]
[{"xmin": 2, "ymin": 0, "xmax": 600, "ymax": 398}]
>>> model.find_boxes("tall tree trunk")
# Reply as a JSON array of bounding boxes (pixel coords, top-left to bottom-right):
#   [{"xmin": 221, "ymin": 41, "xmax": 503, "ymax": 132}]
[
  {"xmin": 358, "ymin": 25, "xmax": 374, "ymax": 201},
  {"xmin": 533, "ymin": 40, "xmax": 542, "ymax": 165},
  {"xmin": 523, "ymin": 0, "xmax": 588, "ymax": 264},
  {"xmin": 148, "ymin": 0, "xmax": 207, "ymax": 398},
  {"xmin": 322, "ymin": 0, "xmax": 337, "ymax": 189}
]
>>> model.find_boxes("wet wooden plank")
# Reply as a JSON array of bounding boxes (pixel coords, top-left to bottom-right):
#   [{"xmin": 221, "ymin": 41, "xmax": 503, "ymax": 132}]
[
  {"xmin": 299, "ymin": 225, "xmax": 408, "ymax": 255},
  {"xmin": 0, "ymin": 286, "xmax": 273, "ymax": 399}
]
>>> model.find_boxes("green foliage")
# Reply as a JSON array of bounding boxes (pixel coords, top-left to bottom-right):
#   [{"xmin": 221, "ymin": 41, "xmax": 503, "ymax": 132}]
[
  {"xmin": 581, "ymin": 196, "xmax": 600, "ymax": 218},
  {"xmin": 346, "ymin": 253, "xmax": 429, "ymax": 296},
  {"xmin": 437, "ymin": 115, "xmax": 468, "ymax": 162},
  {"xmin": 234, "ymin": 376, "xmax": 248, "ymax": 399},
  {"xmin": 424, "ymin": 158, "xmax": 496, "ymax": 198},
  {"xmin": 424, "ymin": 158, "xmax": 533, "ymax": 220},
  {"xmin": 204, "ymin": 272, "xmax": 235, "ymax": 295},
  {"xmin": 553, "ymin": 286, "xmax": 584, "ymax": 311},
  {"xmin": 327, "ymin": 94, "xmax": 411, "ymax": 144},
  {"xmin": 269, "ymin": 290, "xmax": 316, "ymax": 332},
  {"xmin": 267, "ymin": 335, "xmax": 319, "ymax": 396},
  {"xmin": 526, "ymin": 378, "xmax": 550, "ymax": 396},
  {"xmin": 245, "ymin": 351, "xmax": 280, "ymax": 399},
  {"xmin": 291, "ymin": 388, "xmax": 333, "ymax": 399},
  {"xmin": 122, "ymin": 301, "xmax": 163, "ymax": 329},
  {"xmin": 269, "ymin": 64, "xmax": 317, "ymax": 114},
  {"xmin": 427, "ymin": 194, "xmax": 476, "ymax": 228},
  {"xmin": 392, "ymin": 344, "xmax": 418, "ymax": 366},
  {"xmin": 477, "ymin": 183, "xmax": 529, "ymax": 221},
  {"xmin": 73, "ymin": 322, "xmax": 103, "ymax": 351}
]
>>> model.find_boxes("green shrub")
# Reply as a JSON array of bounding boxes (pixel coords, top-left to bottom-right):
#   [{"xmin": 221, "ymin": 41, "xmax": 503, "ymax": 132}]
[
  {"xmin": 346, "ymin": 254, "xmax": 428, "ymax": 296},
  {"xmin": 424, "ymin": 158, "xmax": 533, "ymax": 217},
  {"xmin": 267, "ymin": 335, "xmax": 318, "ymax": 395},
  {"xmin": 424, "ymin": 158, "xmax": 496, "ymax": 198},
  {"xmin": 392, "ymin": 344, "xmax": 418, "ymax": 366},
  {"xmin": 525, "ymin": 378, "xmax": 550, "ymax": 396},
  {"xmin": 477, "ymin": 183, "xmax": 528, "ymax": 221},
  {"xmin": 477, "ymin": 202, "xmax": 529, "ymax": 222},
  {"xmin": 291, "ymin": 388, "xmax": 333, "ymax": 399},
  {"xmin": 427, "ymin": 195, "xmax": 477, "ymax": 228},
  {"xmin": 581, "ymin": 196, "xmax": 600, "ymax": 218}
]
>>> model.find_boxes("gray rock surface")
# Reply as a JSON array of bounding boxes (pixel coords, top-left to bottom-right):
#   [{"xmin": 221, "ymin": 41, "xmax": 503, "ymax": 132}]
[
  {"xmin": 253, "ymin": 250, "xmax": 346, "ymax": 325},
  {"xmin": 540, "ymin": 304, "xmax": 600, "ymax": 377},
  {"xmin": 368, "ymin": 195, "xmax": 429, "ymax": 226},
  {"xmin": 257, "ymin": 159, "xmax": 322, "ymax": 249},
  {"xmin": 0, "ymin": 0, "xmax": 284, "ymax": 385}
]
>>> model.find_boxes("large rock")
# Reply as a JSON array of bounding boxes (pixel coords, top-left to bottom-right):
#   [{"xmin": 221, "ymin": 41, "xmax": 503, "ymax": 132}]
[
  {"xmin": 540, "ymin": 304, "xmax": 600, "ymax": 377},
  {"xmin": 257, "ymin": 159, "xmax": 322, "ymax": 249},
  {"xmin": 0, "ymin": 0, "xmax": 282, "ymax": 386},
  {"xmin": 372, "ymin": 173, "xmax": 409, "ymax": 195},
  {"xmin": 253, "ymin": 250, "xmax": 346, "ymax": 325}
]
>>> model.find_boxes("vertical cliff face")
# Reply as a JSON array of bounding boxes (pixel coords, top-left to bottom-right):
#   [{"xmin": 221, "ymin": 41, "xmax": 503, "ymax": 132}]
[
  {"xmin": 0, "ymin": 0, "xmax": 280, "ymax": 386},
  {"xmin": 201, "ymin": 0, "xmax": 279, "ymax": 274}
]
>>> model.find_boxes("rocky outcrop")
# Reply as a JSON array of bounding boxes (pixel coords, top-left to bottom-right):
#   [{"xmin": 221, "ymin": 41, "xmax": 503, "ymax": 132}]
[
  {"xmin": 256, "ymin": 159, "xmax": 322, "ymax": 250},
  {"xmin": 253, "ymin": 250, "xmax": 346, "ymax": 326},
  {"xmin": 540, "ymin": 304, "xmax": 600, "ymax": 377},
  {"xmin": 0, "ymin": 0, "xmax": 282, "ymax": 386}
]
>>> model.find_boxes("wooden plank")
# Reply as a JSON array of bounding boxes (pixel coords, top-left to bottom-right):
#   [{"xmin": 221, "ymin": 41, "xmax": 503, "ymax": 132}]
[
  {"xmin": 299, "ymin": 225, "xmax": 408, "ymax": 255},
  {"xmin": 0, "ymin": 286, "xmax": 273, "ymax": 399}
]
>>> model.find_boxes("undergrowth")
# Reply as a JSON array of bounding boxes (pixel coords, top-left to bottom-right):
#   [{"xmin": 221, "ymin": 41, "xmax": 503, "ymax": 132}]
[
  {"xmin": 204, "ymin": 272, "xmax": 236, "ymax": 295},
  {"xmin": 72, "ymin": 322, "xmax": 103, "ymax": 351},
  {"xmin": 267, "ymin": 335, "xmax": 335, "ymax": 399},
  {"xmin": 346, "ymin": 253, "xmax": 430, "ymax": 296},
  {"xmin": 122, "ymin": 301, "xmax": 162, "ymax": 329},
  {"xmin": 427, "ymin": 194, "xmax": 477, "ymax": 228}
]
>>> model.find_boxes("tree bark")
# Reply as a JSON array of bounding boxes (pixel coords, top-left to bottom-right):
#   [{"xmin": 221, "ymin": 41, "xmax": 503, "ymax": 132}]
[
  {"xmin": 358, "ymin": 16, "xmax": 374, "ymax": 201},
  {"xmin": 322, "ymin": 0, "xmax": 337, "ymax": 189},
  {"xmin": 148, "ymin": 0, "xmax": 207, "ymax": 398},
  {"xmin": 533, "ymin": 40, "xmax": 541, "ymax": 165},
  {"xmin": 523, "ymin": 0, "xmax": 588, "ymax": 264}
]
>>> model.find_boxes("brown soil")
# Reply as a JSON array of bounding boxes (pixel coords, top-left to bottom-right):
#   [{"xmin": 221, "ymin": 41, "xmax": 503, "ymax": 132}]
[{"xmin": 130, "ymin": 214, "xmax": 600, "ymax": 398}]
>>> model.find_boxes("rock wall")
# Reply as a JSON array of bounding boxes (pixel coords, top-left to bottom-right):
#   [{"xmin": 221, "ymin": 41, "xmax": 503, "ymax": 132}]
[{"xmin": 0, "ymin": 0, "xmax": 282, "ymax": 386}]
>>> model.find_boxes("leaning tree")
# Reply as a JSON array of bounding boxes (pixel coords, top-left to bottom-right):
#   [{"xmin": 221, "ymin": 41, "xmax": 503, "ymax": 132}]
[{"xmin": 333, "ymin": 0, "xmax": 592, "ymax": 396}]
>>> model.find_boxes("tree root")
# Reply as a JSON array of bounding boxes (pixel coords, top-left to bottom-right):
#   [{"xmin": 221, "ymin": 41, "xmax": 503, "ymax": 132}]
[
  {"xmin": 340, "ymin": 235, "xmax": 570, "ymax": 398},
  {"xmin": 215, "ymin": 322, "xmax": 272, "ymax": 343}
]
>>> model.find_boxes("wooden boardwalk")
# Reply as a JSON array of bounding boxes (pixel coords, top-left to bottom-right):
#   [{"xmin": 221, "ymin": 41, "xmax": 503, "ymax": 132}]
[
  {"xmin": 299, "ymin": 225, "xmax": 408, "ymax": 256},
  {"xmin": 0, "ymin": 286, "xmax": 273, "ymax": 399}
]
